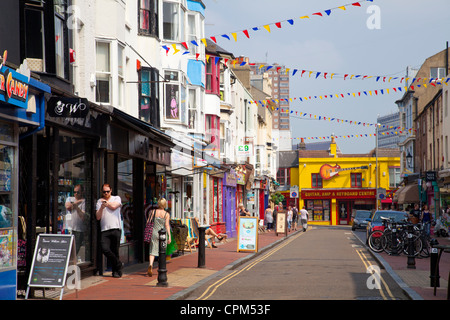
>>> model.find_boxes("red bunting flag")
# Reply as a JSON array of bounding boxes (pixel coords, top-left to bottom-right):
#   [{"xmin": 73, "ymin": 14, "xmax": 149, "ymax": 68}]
[
  {"xmin": 243, "ymin": 30, "xmax": 250, "ymax": 38},
  {"xmin": 313, "ymin": 12, "xmax": 323, "ymax": 17},
  {"xmin": 210, "ymin": 36, "xmax": 217, "ymax": 43},
  {"xmin": 181, "ymin": 42, "xmax": 188, "ymax": 50},
  {"xmin": 275, "ymin": 22, "xmax": 282, "ymax": 28}
]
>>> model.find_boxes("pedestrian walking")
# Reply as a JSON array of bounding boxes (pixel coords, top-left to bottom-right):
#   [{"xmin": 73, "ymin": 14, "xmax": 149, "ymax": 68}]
[
  {"xmin": 287, "ymin": 206, "xmax": 293, "ymax": 232},
  {"xmin": 96, "ymin": 183, "xmax": 123, "ymax": 278},
  {"xmin": 147, "ymin": 198, "xmax": 171, "ymax": 277},
  {"xmin": 264, "ymin": 206, "xmax": 274, "ymax": 231},
  {"xmin": 292, "ymin": 206, "xmax": 298, "ymax": 231},
  {"xmin": 420, "ymin": 204, "xmax": 433, "ymax": 236},
  {"xmin": 299, "ymin": 206, "xmax": 309, "ymax": 232}
]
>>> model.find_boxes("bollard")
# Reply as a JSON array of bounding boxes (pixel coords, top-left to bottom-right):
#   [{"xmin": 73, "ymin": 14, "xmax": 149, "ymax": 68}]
[
  {"xmin": 406, "ymin": 225, "xmax": 416, "ymax": 269},
  {"xmin": 198, "ymin": 226, "xmax": 206, "ymax": 268},
  {"xmin": 430, "ymin": 246, "xmax": 440, "ymax": 288},
  {"xmin": 156, "ymin": 229, "xmax": 168, "ymax": 287},
  {"xmin": 391, "ymin": 226, "xmax": 399, "ymax": 256}
]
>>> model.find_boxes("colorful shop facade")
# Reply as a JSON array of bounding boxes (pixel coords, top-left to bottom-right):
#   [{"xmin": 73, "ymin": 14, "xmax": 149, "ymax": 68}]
[{"xmin": 298, "ymin": 138, "xmax": 401, "ymax": 226}]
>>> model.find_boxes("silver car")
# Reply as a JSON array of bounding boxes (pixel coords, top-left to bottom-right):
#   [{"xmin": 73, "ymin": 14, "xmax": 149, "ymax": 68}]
[{"xmin": 351, "ymin": 210, "xmax": 372, "ymax": 231}]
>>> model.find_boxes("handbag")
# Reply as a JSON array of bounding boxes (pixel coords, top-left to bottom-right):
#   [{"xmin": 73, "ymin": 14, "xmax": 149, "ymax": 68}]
[{"xmin": 144, "ymin": 210, "xmax": 155, "ymax": 243}]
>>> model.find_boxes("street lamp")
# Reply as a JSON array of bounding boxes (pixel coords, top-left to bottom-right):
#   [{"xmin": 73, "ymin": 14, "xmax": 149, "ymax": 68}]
[{"xmin": 406, "ymin": 151, "xmax": 413, "ymax": 169}]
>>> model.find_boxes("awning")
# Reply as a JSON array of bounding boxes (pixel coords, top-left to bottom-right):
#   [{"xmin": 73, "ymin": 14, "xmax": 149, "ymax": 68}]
[{"xmin": 395, "ymin": 183, "xmax": 420, "ymax": 204}]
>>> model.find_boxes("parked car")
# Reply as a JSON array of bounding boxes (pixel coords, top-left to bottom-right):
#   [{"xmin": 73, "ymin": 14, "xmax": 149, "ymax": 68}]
[
  {"xmin": 365, "ymin": 210, "xmax": 409, "ymax": 240},
  {"xmin": 351, "ymin": 210, "xmax": 372, "ymax": 231}
]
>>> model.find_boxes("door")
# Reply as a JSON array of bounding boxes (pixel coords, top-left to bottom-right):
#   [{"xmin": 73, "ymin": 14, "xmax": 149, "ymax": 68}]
[{"xmin": 338, "ymin": 200, "xmax": 352, "ymax": 225}]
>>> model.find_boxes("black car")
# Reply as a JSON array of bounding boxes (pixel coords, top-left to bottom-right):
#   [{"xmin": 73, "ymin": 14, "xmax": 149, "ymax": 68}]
[
  {"xmin": 365, "ymin": 210, "xmax": 409, "ymax": 240},
  {"xmin": 351, "ymin": 210, "xmax": 372, "ymax": 231}
]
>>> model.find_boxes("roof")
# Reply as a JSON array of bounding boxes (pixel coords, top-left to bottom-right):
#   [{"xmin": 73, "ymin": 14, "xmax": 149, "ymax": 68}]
[
  {"xmin": 278, "ymin": 151, "xmax": 299, "ymax": 167},
  {"xmin": 205, "ymin": 39, "xmax": 235, "ymax": 58}
]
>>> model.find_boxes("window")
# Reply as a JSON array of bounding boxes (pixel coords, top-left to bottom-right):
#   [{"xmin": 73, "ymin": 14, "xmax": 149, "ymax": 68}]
[
  {"xmin": 117, "ymin": 157, "xmax": 133, "ymax": 244},
  {"xmin": 118, "ymin": 44, "xmax": 125, "ymax": 107},
  {"xmin": 96, "ymin": 42, "xmax": 111, "ymax": 103},
  {"xmin": 24, "ymin": 2, "xmax": 45, "ymax": 70},
  {"xmin": 188, "ymin": 88, "xmax": 198, "ymax": 130},
  {"xmin": 139, "ymin": 0, "xmax": 158, "ymax": 36},
  {"xmin": 54, "ymin": 1, "xmax": 66, "ymax": 78},
  {"xmin": 206, "ymin": 56, "xmax": 220, "ymax": 95},
  {"xmin": 430, "ymin": 67, "xmax": 445, "ymax": 79},
  {"xmin": 389, "ymin": 167, "xmax": 401, "ymax": 188},
  {"xmin": 163, "ymin": 1, "xmax": 185, "ymax": 42},
  {"xmin": 205, "ymin": 115, "xmax": 220, "ymax": 151},
  {"xmin": 350, "ymin": 173, "xmax": 362, "ymax": 188},
  {"xmin": 139, "ymin": 67, "xmax": 160, "ymax": 127},
  {"xmin": 164, "ymin": 70, "xmax": 186, "ymax": 122},
  {"xmin": 311, "ymin": 173, "xmax": 322, "ymax": 188},
  {"xmin": 187, "ymin": 14, "xmax": 199, "ymax": 55}
]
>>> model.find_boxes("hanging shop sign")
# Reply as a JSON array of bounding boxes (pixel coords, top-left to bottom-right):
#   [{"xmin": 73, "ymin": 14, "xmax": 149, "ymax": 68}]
[
  {"xmin": 47, "ymin": 97, "xmax": 90, "ymax": 118},
  {"xmin": 0, "ymin": 66, "xmax": 29, "ymax": 109},
  {"xmin": 319, "ymin": 164, "xmax": 369, "ymax": 180}
]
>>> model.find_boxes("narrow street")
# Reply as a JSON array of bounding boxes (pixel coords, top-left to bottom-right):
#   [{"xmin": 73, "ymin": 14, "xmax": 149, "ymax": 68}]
[{"xmin": 183, "ymin": 227, "xmax": 410, "ymax": 300}]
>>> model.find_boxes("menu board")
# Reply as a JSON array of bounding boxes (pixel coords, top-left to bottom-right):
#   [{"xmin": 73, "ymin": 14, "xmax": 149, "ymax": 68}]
[
  {"xmin": 27, "ymin": 234, "xmax": 75, "ymax": 288},
  {"xmin": 276, "ymin": 212, "xmax": 287, "ymax": 236},
  {"xmin": 237, "ymin": 216, "xmax": 259, "ymax": 252}
]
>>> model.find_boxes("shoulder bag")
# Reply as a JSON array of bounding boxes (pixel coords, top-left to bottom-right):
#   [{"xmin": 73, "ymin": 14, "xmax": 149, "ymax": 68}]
[{"xmin": 144, "ymin": 209, "xmax": 155, "ymax": 243}]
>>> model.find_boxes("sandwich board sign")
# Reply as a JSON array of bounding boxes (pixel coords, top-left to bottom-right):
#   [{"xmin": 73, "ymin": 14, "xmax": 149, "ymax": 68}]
[
  {"xmin": 26, "ymin": 234, "xmax": 77, "ymax": 300},
  {"xmin": 237, "ymin": 216, "xmax": 259, "ymax": 253}
]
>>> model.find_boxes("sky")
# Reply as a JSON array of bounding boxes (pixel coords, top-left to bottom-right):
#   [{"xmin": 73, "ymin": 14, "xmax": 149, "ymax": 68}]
[{"xmin": 203, "ymin": 0, "xmax": 450, "ymax": 154}]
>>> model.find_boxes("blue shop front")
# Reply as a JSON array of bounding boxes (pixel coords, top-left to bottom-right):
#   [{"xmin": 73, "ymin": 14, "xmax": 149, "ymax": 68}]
[{"xmin": 0, "ymin": 62, "xmax": 50, "ymax": 300}]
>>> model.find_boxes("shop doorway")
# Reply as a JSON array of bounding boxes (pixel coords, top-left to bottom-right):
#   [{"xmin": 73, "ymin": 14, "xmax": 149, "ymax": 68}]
[{"xmin": 338, "ymin": 200, "xmax": 352, "ymax": 225}]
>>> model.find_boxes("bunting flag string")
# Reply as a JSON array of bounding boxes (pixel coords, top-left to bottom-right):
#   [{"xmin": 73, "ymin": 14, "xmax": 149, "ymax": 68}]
[
  {"xmin": 274, "ymin": 128, "xmax": 417, "ymax": 141},
  {"xmin": 251, "ymin": 78, "xmax": 450, "ymax": 107},
  {"xmin": 163, "ymin": 0, "xmax": 372, "ymax": 55}
]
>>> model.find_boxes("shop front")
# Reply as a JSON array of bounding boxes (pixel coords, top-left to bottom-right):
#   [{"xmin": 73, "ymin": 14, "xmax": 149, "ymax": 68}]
[
  {"xmin": 223, "ymin": 169, "xmax": 237, "ymax": 237},
  {"xmin": 300, "ymin": 189, "xmax": 376, "ymax": 225},
  {"xmin": 0, "ymin": 62, "xmax": 50, "ymax": 299}
]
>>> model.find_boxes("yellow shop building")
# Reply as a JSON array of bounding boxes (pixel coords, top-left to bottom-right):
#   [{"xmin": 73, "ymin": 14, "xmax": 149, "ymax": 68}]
[{"xmin": 298, "ymin": 137, "xmax": 401, "ymax": 226}]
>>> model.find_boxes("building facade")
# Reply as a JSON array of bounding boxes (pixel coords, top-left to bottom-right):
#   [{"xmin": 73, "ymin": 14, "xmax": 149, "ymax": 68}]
[{"xmin": 298, "ymin": 138, "xmax": 400, "ymax": 226}]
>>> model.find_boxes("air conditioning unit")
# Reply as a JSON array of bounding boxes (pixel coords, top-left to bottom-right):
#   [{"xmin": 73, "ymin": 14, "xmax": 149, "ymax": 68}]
[{"xmin": 26, "ymin": 58, "xmax": 43, "ymax": 72}]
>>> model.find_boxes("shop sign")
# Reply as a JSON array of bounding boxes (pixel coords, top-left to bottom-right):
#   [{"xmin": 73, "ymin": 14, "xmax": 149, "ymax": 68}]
[
  {"xmin": 425, "ymin": 171, "xmax": 437, "ymax": 182},
  {"xmin": 237, "ymin": 216, "xmax": 259, "ymax": 253},
  {"xmin": 0, "ymin": 66, "xmax": 29, "ymax": 109},
  {"xmin": 224, "ymin": 169, "xmax": 237, "ymax": 186},
  {"xmin": 301, "ymin": 189, "xmax": 376, "ymax": 199},
  {"xmin": 47, "ymin": 97, "xmax": 89, "ymax": 118},
  {"xmin": 237, "ymin": 144, "xmax": 252, "ymax": 156}
]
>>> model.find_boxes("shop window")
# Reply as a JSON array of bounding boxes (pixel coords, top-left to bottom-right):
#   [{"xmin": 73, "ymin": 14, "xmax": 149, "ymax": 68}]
[
  {"xmin": 311, "ymin": 173, "xmax": 322, "ymax": 188},
  {"xmin": 206, "ymin": 56, "xmax": 220, "ymax": 95},
  {"xmin": 183, "ymin": 177, "xmax": 193, "ymax": 218},
  {"xmin": 0, "ymin": 145, "xmax": 15, "ymax": 270},
  {"xmin": 139, "ymin": 0, "xmax": 159, "ymax": 36},
  {"xmin": 350, "ymin": 173, "xmax": 362, "ymax": 188},
  {"xmin": 57, "ymin": 132, "xmax": 93, "ymax": 263},
  {"xmin": 306, "ymin": 200, "xmax": 330, "ymax": 221},
  {"xmin": 117, "ymin": 157, "xmax": 133, "ymax": 244}
]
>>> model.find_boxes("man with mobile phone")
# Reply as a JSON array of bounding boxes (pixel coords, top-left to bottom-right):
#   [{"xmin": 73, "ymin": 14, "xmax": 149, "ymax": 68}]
[{"xmin": 96, "ymin": 183, "xmax": 123, "ymax": 278}]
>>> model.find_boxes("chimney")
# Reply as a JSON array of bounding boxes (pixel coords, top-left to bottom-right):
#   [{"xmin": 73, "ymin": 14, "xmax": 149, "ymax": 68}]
[
  {"xmin": 329, "ymin": 136, "xmax": 337, "ymax": 158},
  {"xmin": 298, "ymin": 138, "xmax": 306, "ymax": 150}
]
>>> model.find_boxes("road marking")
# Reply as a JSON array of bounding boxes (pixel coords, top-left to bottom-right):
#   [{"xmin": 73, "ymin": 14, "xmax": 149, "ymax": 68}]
[
  {"xmin": 196, "ymin": 231, "xmax": 306, "ymax": 300},
  {"xmin": 356, "ymin": 249, "xmax": 396, "ymax": 300}
]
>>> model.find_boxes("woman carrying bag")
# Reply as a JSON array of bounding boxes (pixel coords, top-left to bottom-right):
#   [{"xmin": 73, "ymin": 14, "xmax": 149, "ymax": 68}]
[{"xmin": 144, "ymin": 198, "xmax": 171, "ymax": 277}]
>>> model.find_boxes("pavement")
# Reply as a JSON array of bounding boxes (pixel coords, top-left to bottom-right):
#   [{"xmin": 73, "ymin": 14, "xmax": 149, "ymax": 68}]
[{"xmin": 28, "ymin": 226, "xmax": 449, "ymax": 301}]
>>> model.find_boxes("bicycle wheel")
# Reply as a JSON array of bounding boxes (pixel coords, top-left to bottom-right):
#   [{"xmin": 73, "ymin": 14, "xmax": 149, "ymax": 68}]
[
  {"xmin": 382, "ymin": 231, "xmax": 403, "ymax": 255},
  {"xmin": 402, "ymin": 234, "xmax": 422, "ymax": 256},
  {"xmin": 419, "ymin": 235, "xmax": 430, "ymax": 258},
  {"xmin": 368, "ymin": 230, "xmax": 384, "ymax": 253}
]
